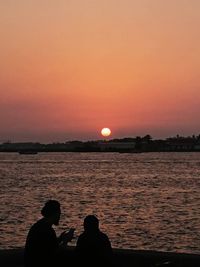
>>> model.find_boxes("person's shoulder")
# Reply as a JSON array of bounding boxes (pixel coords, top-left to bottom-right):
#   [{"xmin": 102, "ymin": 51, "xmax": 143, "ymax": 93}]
[
  {"xmin": 33, "ymin": 218, "xmax": 45, "ymax": 227},
  {"xmin": 100, "ymin": 231, "xmax": 111, "ymax": 246},
  {"xmin": 99, "ymin": 231, "xmax": 108, "ymax": 238},
  {"xmin": 29, "ymin": 218, "xmax": 48, "ymax": 232}
]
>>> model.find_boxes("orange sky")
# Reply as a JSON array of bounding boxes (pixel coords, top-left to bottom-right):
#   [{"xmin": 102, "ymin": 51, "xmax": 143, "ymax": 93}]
[{"xmin": 0, "ymin": 0, "xmax": 200, "ymax": 142}]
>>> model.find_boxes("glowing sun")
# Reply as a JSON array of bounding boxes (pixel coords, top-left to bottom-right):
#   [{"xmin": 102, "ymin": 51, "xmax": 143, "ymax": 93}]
[{"xmin": 101, "ymin": 128, "xmax": 111, "ymax": 137}]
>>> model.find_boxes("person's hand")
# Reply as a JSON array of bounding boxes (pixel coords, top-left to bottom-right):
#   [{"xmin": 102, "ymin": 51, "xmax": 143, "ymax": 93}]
[{"xmin": 60, "ymin": 228, "xmax": 75, "ymax": 245}]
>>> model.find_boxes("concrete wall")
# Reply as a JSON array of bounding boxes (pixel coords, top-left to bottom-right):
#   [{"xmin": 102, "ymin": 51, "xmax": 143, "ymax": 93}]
[{"xmin": 1, "ymin": 247, "xmax": 200, "ymax": 267}]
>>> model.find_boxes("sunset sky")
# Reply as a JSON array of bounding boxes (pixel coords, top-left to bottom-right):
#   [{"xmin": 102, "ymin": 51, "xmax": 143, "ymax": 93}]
[{"xmin": 1, "ymin": 0, "xmax": 200, "ymax": 142}]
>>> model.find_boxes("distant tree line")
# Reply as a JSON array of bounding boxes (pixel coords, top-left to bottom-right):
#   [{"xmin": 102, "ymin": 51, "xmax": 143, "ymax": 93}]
[{"xmin": 0, "ymin": 134, "xmax": 200, "ymax": 153}]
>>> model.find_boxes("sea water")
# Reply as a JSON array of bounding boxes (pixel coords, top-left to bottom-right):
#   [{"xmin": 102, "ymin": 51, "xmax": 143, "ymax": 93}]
[{"xmin": 0, "ymin": 152, "xmax": 200, "ymax": 254}]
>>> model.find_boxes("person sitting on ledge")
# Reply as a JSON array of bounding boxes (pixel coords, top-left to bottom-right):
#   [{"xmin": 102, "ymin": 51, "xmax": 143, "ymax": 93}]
[
  {"xmin": 24, "ymin": 200, "xmax": 75, "ymax": 267},
  {"xmin": 76, "ymin": 215, "xmax": 113, "ymax": 266}
]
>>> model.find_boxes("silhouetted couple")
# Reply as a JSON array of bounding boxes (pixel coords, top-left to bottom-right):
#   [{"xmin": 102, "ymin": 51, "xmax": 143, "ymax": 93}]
[{"xmin": 24, "ymin": 200, "xmax": 112, "ymax": 267}]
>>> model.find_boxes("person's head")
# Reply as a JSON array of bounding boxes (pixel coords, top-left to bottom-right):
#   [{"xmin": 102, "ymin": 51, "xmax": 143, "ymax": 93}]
[
  {"xmin": 84, "ymin": 215, "xmax": 99, "ymax": 232},
  {"xmin": 41, "ymin": 200, "xmax": 61, "ymax": 225}
]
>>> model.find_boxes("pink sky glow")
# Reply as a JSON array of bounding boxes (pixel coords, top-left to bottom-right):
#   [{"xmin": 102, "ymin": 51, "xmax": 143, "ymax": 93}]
[{"xmin": 0, "ymin": 1, "xmax": 200, "ymax": 142}]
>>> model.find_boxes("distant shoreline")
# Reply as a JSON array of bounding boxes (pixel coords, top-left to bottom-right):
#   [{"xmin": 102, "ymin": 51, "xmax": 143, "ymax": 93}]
[{"xmin": 1, "ymin": 135, "xmax": 200, "ymax": 153}]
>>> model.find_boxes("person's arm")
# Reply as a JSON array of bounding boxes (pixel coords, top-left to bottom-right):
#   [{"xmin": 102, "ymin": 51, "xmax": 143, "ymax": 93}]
[{"xmin": 58, "ymin": 228, "xmax": 75, "ymax": 246}]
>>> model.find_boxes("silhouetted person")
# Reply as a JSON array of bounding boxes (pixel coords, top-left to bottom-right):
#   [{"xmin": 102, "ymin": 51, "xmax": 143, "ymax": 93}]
[
  {"xmin": 24, "ymin": 200, "xmax": 74, "ymax": 267},
  {"xmin": 76, "ymin": 215, "xmax": 112, "ymax": 267}
]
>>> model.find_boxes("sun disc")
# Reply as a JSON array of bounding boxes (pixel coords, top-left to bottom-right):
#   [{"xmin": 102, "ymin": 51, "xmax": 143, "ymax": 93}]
[{"xmin": 101, "ymin": 128, "xmax": 111, "ymax": 137}]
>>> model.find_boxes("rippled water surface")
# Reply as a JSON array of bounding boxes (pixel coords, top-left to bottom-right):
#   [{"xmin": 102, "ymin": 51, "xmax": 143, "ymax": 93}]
[{"xmin": 0, "ymin": 152, "xmax": 200, "ymax": 253}]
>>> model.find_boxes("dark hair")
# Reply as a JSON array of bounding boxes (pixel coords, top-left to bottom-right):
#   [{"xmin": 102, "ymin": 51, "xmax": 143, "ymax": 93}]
[
  {"xmin": 84, "ymin": 215, "xmax": 99, "ymax": 231},
  {"xmin": 41, "ymin": 200, "xmax": 61, "ymax": 218}
]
